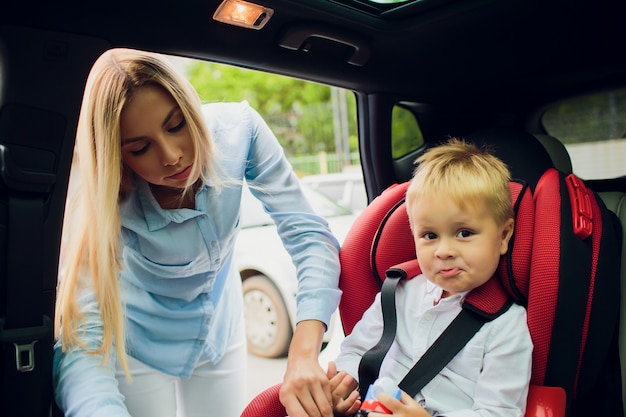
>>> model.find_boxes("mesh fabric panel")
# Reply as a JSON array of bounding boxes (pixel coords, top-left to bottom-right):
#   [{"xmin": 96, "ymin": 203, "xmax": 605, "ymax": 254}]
[{"xmin": 240, "ymin": 383, "xmax": 285, "ymax": 417}]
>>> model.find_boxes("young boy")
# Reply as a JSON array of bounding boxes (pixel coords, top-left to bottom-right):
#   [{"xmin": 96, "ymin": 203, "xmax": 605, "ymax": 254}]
[{"xmin": 327, "ymin": 138, "xmax": 533, "ymax": 417}]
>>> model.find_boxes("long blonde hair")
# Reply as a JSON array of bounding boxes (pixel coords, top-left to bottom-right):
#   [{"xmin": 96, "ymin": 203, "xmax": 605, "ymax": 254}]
[{"xmin": 55, "ymin": 49, "xmax": 220, "ymax": 375}]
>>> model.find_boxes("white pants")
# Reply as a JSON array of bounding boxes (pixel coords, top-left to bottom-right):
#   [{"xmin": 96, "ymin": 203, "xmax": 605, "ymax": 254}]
[{"xmin": 116, "ymin": 336, "xmax": 248, "ymax": 417}]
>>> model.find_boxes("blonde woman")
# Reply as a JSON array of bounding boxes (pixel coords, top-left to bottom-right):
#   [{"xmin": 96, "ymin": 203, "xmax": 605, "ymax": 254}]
[{"xmin": 54, "ymin": 49, "xmax": 341, "ymax": 417}]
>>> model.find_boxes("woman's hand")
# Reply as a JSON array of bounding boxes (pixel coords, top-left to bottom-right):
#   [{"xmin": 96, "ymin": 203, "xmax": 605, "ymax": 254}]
[{"xmin": 279, "ymin": 320, "xmax": 334, "ymax": 417}]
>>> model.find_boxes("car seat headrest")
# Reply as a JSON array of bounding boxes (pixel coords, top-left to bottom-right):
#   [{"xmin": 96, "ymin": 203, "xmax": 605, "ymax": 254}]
[
  {"xmin": 533, "ymin": 134, "xmax": 573, "ymax": 174},
  {"xmin": 465, "ymin": 128, "xmax": 555, "ymax": 191}
]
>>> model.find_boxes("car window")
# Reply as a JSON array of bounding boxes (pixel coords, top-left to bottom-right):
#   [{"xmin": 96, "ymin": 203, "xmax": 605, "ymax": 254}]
[
  {"xmin": 300, "ymin": 169, "xmax": 367, "ymax": 213},
  {"xmin": 180, "ymin": 56, "xmax": 365, "ymax": 219},
  {"xmin": 541, "ymin": 87, "xmax": 626, "ymax": 180},
  {"xmin": 240, "ymin": 183, "xmax": 353, "ymax": 229},
  {"xmin": 391, "ymin": 103, "xmax": 424, "ymax": 159},
  {"xmin": 184, "ymin": 59, "xmax": 360, "ymax": 176}
]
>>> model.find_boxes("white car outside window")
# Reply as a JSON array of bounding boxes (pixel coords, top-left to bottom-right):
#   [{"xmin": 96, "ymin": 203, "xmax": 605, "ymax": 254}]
[{"xmin": 235, "ymin": 182, "xmax": 359, "ymax": 358}]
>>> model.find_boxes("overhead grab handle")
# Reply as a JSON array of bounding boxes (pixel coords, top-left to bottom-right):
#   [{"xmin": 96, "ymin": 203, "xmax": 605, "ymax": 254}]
[{"xmin": 279, "ymin": 25, "xmax": 371, "ymax": 66}]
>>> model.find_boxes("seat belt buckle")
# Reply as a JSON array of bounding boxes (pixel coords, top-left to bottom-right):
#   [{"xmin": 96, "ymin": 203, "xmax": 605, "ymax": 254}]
[
  {"xmin": 12, "ymin": 341, "xmax": 38, "ymax": 372},
  {"xmin": 0, "ymin": 316, "xmax": 52, "ymax": 373}
]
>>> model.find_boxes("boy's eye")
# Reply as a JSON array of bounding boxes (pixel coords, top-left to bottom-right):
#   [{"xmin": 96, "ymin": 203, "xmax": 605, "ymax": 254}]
[
  {"xmin": 423, "ymin": 232, "xmax": 437, "ymax": 240},
  {"xmin": 456, "ymin": 230, "xmax": 473, "ymax": 238}
]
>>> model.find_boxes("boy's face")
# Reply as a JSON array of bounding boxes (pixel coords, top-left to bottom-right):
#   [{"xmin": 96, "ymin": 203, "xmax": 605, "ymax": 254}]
[{"xmin": 409, "ymin": 193, "xmax": 514, "ymax": 298}]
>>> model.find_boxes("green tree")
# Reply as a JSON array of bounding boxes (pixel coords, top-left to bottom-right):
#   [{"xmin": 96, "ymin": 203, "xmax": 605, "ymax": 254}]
[{"xmin": 186, "ymin": 61, "xmax": 357, "ymax": 157}]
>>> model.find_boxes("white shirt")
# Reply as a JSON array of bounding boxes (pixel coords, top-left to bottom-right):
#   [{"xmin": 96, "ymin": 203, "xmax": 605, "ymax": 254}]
[{"xmin": 334, "ymin": 274, "xmax": 533, "ymax": 417}]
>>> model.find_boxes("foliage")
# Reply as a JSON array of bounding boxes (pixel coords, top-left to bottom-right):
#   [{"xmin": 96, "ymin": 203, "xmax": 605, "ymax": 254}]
[
  {"xmin": 391, "ymin": 104, "xmax": 424, "ymax": 158},
  {"xmin": 186, "ymin": 61, "xmax": 357, "ymax": 157}
]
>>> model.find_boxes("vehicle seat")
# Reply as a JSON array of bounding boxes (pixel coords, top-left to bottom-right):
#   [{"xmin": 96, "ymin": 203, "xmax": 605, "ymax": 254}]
[
  {"xmin": 533, "ymin": 133, "xmax": 574, "ymax": 174},
  {"xmin": 599, "ymin": 190, "xmax": 626, "ymax": 408}
]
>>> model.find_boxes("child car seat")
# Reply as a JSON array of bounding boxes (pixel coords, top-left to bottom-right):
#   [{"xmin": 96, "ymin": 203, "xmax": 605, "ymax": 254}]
[
  {"xmin": 531, "ymin": 130, "xmax": 626, "ymax": 410},
  {"xmin": 240, "ymin": 130, "xmax": 623, "ymax": 417}
]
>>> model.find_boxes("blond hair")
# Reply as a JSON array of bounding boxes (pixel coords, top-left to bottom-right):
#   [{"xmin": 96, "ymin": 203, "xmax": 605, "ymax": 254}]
[
  {"xmin": 55, "ymin": 49, "xmax": 221, "ymax": 376},
  {"xmin": 405, "ymin": 138, "xmax": 513, "ymax": 225}
]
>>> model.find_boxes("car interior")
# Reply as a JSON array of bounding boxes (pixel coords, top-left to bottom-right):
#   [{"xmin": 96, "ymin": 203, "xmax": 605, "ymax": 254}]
[{"xmin": 1, "ymin": 0, "xmax": 625, "ymax": 415}]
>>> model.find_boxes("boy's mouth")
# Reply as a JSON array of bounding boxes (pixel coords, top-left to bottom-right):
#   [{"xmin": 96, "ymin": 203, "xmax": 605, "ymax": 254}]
[{"xmin": 438, "ymin": 268, "xmax": 461, "ymax": 278}]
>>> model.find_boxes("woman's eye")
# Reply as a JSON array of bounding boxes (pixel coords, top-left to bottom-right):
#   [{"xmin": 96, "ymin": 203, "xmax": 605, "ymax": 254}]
[
  {"xmin": 168, "ymin": 118, "xmax": 186, "ymax": 133},
  {"xmin": 130, "ymin": 144, "xmax": 149, "ymax": 156}
]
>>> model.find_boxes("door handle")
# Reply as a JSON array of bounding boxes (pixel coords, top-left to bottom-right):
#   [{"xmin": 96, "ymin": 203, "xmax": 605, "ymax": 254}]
[{"xmin": 279, "ymin": 25, "xmax": 371, "ymax": 66}]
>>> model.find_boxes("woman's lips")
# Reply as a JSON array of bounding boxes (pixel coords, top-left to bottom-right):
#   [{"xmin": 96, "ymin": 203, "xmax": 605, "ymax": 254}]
[{"xmin": 167, "ymin": 165, "xmax": 192, "ymax": 181}]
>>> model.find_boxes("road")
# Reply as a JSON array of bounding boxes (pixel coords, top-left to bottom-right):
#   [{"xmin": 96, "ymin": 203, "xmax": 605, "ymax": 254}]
[{"xmin": 246, "ymin": 353, "xmax": 287, "ymax": 402}]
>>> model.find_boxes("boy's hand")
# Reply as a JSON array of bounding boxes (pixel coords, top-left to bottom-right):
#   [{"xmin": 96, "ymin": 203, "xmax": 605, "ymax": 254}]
[
  {"xmin": 326, "ymin": 361, "xmax": 361, "ymax": 416},
  {"xmin": 368, "ymin": 391, "xmax": 431, "ymax": 417}
]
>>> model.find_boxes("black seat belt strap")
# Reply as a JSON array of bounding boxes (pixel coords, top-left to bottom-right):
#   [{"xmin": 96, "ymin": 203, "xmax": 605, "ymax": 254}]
[
  {"xmin": 358, "ymin": 269, "xmax": 403, "ymax": 392},
  {"xmin": 398, "ymin": 309, "xmax": 487, "ymax": 396},
  {"xmin": 0, "ymin": 194, "xmax": 53, "ymax": 417},
  {"xmin": 0, "ymin": 137, "xmax": 56, "ymax": 416},
  {"xmin": 6, "ymin": 194, "xmax": 45, "ymax": 326}
]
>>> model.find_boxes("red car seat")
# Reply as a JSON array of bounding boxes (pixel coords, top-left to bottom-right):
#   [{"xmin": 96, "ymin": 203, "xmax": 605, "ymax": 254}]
[{"xmin": 241, "ymin": 130, "xmax": 623, "ymax": 417}]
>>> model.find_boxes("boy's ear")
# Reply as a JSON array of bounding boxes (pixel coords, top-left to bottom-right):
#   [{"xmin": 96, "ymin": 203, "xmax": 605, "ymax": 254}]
[{"xmin": 500, "ymin": 218, "xmax": 515, "ymax": 255}]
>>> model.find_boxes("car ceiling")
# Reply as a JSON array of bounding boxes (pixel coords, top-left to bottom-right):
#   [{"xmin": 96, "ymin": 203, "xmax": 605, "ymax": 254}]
[{"xmin": 3, "ymin": 0, "xmax": 626, "ymax": 109}]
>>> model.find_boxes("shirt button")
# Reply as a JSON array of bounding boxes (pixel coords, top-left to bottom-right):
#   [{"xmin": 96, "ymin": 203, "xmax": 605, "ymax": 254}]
[
  {"xmin": 202, "ymin": 294, "xmax": 209, "ymax": 300},
  {"xmin": 423, "ymin": 313, "xmax": 434, "ymax": 321},
  {"xmin": 211, "ymin": 241, "xmax": 217, "ymax": 247},
  {"xmin": 215, "ymin": 258, "xmax": 220, "ymax": 264}
]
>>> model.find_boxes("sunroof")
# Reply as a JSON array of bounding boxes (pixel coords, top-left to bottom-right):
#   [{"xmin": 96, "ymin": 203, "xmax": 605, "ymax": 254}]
[
  {"xmin": 367, "ymin": 0, "xmax": 412, "ymax": 3},
  {"xmin": 330, "ymin": 0, "xmax": 440, "ymax": 17}
]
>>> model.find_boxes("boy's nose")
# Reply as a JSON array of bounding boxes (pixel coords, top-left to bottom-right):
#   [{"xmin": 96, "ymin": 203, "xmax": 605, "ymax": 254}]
[{"xmin": 435, "ymin": 238, "xmax": 456, "ymax": 258}]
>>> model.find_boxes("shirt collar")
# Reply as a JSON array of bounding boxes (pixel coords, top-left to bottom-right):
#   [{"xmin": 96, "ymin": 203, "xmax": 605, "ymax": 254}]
[
  {"xmin": 135, "ymin": 179, "xmax": 204, "ymax": 231},
  {"xmin": 425, "ymin": 278, "xmax": 469, "ymax": 305}
]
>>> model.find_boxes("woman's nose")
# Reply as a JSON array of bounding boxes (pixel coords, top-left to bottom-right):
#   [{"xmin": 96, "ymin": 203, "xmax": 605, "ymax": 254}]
[{"xmin": 160, "ymin": 142, "xmax": 182, "ymax": 166}]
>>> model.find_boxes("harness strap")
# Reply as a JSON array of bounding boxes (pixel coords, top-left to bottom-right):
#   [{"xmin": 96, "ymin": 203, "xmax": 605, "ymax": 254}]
[
  {"xmin": 357, "ymin": 265, "xmax": 510, "ymax": 398},
  {"xmin": 398, "ymin": 309, "xmax": 487, "ymax": 396}
]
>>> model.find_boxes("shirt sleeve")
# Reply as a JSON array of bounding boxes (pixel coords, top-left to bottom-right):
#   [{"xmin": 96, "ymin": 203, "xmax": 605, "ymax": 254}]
[
  {"xmin": 240, "ymin": 102, "xmax": 342, "ymax": 328},
  {"xmin": 334, "ymin": 292, "xmax": 384, "ymax": 381},
  {"xmin": 53, "ymin": 290, "xmax": 130, "ymax": 417}
]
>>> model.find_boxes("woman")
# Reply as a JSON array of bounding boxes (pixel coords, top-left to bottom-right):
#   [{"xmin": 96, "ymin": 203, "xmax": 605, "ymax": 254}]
[{"xmin": 54, "ymin": 48, "xmax": 341, "ymax": 417}]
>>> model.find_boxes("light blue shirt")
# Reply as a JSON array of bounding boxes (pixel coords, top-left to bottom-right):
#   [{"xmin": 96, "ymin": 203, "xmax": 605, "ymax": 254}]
[{"xmin": 53, "ymin": 101, "xmax": 342, "ymax": 416}]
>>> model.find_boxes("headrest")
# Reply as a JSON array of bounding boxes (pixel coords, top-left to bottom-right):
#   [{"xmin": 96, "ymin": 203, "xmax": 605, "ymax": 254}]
[
  {"xmin": 465, "ymin": 128, "xmax": 555, "ymax": 191},
  {"xmin": 533, "ymin": 134, "xmax": 573, "ymax": 174}
]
